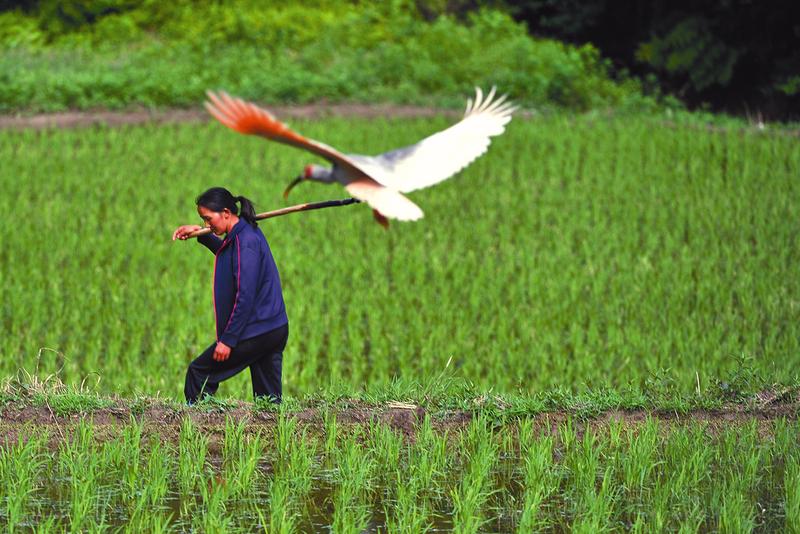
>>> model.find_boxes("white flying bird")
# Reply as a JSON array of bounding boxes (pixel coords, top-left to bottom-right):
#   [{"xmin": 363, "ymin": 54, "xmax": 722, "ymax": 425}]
[{"xmin": 204, "ymin": 88, "xmax": 516, "ymax": 227}]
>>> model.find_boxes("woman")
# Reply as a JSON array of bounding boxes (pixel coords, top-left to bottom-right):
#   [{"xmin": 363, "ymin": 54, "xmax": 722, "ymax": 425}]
[{"xmin": 172, "ymin": 187, "xmax": 288, "ymax": 404}]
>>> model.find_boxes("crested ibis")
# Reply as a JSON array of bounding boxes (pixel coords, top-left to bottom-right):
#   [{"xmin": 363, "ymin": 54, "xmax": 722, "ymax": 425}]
[{"xmin": 204, "ymin": 88, "xmax": 516, "ymax": 227}]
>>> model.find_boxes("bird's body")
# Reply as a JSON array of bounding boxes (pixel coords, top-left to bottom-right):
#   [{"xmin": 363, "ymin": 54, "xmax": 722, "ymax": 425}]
[{"xmin": 205, "ymin": 88, "xmax": 516, "ymax": 226}]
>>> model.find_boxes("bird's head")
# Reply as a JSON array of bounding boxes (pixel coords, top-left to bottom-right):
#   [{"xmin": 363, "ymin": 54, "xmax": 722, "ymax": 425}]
[{"xmin": 283, "ymin": 164, "xmax": 330, "ymax": 199}]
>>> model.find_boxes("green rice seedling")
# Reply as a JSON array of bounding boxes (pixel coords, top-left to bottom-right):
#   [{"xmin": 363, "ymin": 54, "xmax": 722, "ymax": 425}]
[
  {"xmin": 31, "ymin": 515, "xmax": 57, "ymax": 534},
  {"xmin": 146, "ymin": 441, "xmax": 172, "ymax": 503},
  {"xmin": 786, "ymin": 455, "xmax": 800, "ymax": 533},
  {"xmin": 367, "ymin": 419, "xmax": 403, "ymax": 486},
  {"xmin": 517, "ymin": 430, "xmax": 557, "ymax": 532},
  {"xmin": 451, "ymin": 416, "xmax": 498, "ymax": 534},
  {"xmin": 494, "ymin": 426, "xmax": 520, "ymax": 508},
  {"xmin": 768, "ymin": 419, "xmax": 800, "ymax": 520},
  {"xmin": 264, "ymin": 478, "xmax": 297, "ymax": 534},
  {"xmin": 273, "ymin": 414, "xmax": 299, "ymax": 467},
  {"xmin": 107, "ymin": 419, "xmax": 145, "ymax": 500},
  {"xmin": 230, "ymin": 431, "xmax": 264, "ymax": 498},
  {"xmin": 380, "ymin": 418, "xmax": 445, "ymax": 532},
  {"xmin": 383, "ymin": 417, "xmax": 443, "ymax": 532},
  {"xmin": 0, "ymin": 432, "xmax": 47, "ymax": 530},
  {"xmin": 717, "ymin": 489, "xmax": 755, "ymax": 533},
  {"xmin": 58, "ymin": 420, "xmax": 108, "ymax": 532},
  {"xmin": 131, "ymin": 441, "xmax": 172, "ymax": 517},
  {"xmin": 562, "ymin": 422, "xmax": 618, "ymax": 532},
  {"xmin": 771, "ymin": 419, "xmax": 797, "ymax": 459},
  {"xmin": 620, "ymin": 418, "xmax": 660, "ymax": 495},
  {"xmin": 409, "ymin": 416, "xmax": 451, "ymax": 503},
  {"xmin": 515, "ymin": 417, "xmax": 535, "ymax": 452},
  {"xmin": 178, "ymin": 417, "xmax": 210, "ymax": 500},
  {"xmin": 222, "ymin": 416, "xmax": 248, "ymax": 464},
  {"xmin": 273, "ymin": 414, "xmax": 316, "ymax": 510},
  {"xmin": 646, "ymin": 479, "xmax": 674, "ymax": 532},
  {"xmin": 282, "ymin": 431, "xmax": 317, "ymax": 498},
  {"xmin": 649, "ymin": 425, "xmax": 712, "ymax": 529},
  {"xmin": 384, "ymin": 474, "xmax": 432, "ymax": 534},
  {"xmin": 193, "ymin": 469, "xmax": 233, "ymax": 534},
  {"xmin": 222, "ymin": 416, "xmax": 263, "ymax": 498},
  {"xmin": 605, "ymin": 418, "xmax": 625, "ymax": 451},
  {"xmin": 570, "ymin": 465, "xmax": 618, "ymax": 534},
  {"xmin": 713, "ymin": 425, "xmax": 760, "ymax": 532},
  {"xmin": 260, "ymin": 415, "xmax": 318, "ymax": 531},
  {"xmin": 264, "ymin": 416, "xmax": 317, "ymax": 527},
  {"xmin": 331, "ymin": 432, "xmax": 374, "ymax": 533}
]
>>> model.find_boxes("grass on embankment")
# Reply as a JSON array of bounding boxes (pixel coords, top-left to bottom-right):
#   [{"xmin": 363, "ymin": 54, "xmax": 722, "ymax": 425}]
[{"xmin": 1, "ymin": 357, "xmax": 797, "ymax": 421}]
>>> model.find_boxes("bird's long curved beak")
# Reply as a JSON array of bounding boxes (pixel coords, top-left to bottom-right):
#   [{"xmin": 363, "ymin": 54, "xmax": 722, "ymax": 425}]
[{"xmin": 283, "ymin": 176, "xmax": 303, "ymax": 200}]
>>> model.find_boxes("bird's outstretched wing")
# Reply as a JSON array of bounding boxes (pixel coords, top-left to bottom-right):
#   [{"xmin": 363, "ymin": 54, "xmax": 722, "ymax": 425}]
[
  {"xmin": 345, "ymin": 179, "xmax": 424, "ymax": 221},
  {"xmin": 205, "ymin": 91, "xmax": 367, "ymax": 178},
  {"xmin": 352, "ymin": 87, "xmax": 516, "ymax": 193}
]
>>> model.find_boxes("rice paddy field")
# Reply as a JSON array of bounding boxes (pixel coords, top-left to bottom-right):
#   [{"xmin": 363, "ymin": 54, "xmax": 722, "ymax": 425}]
[
  {"xmin": 1, "ymin": 113, "xmax": 798, "ymax": 397},
  {"xmin": 1, "ymin": 110, "xmax": 800, "ymax": 532}
]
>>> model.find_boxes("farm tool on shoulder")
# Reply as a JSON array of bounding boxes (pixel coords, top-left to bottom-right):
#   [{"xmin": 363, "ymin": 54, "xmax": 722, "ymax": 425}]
[{"xmin": 182, "ymin": 197, "xmax": 361, "ymax": 239}]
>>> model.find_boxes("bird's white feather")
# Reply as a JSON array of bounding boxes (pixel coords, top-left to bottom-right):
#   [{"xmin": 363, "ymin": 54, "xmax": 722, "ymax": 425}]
[
  {"xmin": 345, "ymin": 179, "xmax": 424, "ymax": 221},
  {"xmin": 348, "ymin": 87, "xmax": 516, "ymax": 193}
]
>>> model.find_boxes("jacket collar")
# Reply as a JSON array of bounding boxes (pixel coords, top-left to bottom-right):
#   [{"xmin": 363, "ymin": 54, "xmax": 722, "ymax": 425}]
[{"xmin": 222, "ymin": 218, "xmax": 248, "ymax": 247}]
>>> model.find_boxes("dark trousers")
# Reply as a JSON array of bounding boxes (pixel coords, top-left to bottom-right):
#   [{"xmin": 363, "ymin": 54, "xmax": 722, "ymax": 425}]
[{"xmin": 184, "ymin": 324, "xmax": 288, "ymax": 404}]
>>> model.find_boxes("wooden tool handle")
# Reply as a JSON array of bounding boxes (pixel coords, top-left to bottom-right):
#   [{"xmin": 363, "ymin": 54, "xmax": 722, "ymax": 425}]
[{"xmin": 185, "ymin": 197, "xmax": 361, "ymax": 238}]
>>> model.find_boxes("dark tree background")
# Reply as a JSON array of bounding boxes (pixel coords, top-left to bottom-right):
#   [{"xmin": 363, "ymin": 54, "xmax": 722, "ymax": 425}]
[{"xmin": 503, "ymin": 0, "xmax": 800, "ymax": 119}]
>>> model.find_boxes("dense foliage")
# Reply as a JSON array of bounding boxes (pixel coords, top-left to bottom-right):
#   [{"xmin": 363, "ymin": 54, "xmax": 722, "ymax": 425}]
[
  {"xmin": 0, "ymin": 0, "xmax": 655, "ymax": 112},
  {"xmin": 507, "ymin": 0, "xmax": 800, "ymax": 119}
]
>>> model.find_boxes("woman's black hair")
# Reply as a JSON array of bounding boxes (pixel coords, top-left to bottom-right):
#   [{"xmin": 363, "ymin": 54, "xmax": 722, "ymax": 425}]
[{"xmin": 196, "ymin": 187, "xmax": 257, "ymax": 227}]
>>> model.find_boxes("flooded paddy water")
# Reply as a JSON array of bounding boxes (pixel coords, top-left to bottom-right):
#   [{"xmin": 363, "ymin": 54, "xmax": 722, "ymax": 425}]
[{"xmin": 1, "ymin": 405, "xmax": 799, "ymax": 532}]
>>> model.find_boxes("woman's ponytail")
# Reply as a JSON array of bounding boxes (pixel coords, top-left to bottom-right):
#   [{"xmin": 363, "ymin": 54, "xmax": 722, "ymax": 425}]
[
  {"xmin": 196, "ymin": 187, "xmax": 258, "ymax": 228},
  {"xmin": 237, "ymin": 195, "xmax": 257, "ymax": 227}
]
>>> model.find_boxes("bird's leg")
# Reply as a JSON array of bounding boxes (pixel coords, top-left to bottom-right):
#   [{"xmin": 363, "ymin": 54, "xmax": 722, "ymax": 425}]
[{"xmin": 372, "ymin": 209, "xmax": 390, "ymax": 229}]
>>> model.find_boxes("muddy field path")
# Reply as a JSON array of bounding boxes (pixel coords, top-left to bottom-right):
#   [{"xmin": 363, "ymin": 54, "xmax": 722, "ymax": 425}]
[
  {"xmin": 2, "ymin": 394, "xmax": 799, "ymax": 451},
  {"xmin": 1, "ymin": 106, "xmax": 795, "ymax": 137},
  {"xmin": 0, "ymin": 104, "xmax": 470, "ymax": 131}
]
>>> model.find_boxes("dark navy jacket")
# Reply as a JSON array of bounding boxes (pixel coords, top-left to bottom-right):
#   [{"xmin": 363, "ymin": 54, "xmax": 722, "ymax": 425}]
[{"xmin": 198, "ymin": 220, "xmax": 288, "ymax": 348}]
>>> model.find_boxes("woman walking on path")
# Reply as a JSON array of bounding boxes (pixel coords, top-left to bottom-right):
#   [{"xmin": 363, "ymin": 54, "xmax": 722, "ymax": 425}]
[{"xmin": 172, "ymin": 187, "xmax": 288, "ymax": 404}]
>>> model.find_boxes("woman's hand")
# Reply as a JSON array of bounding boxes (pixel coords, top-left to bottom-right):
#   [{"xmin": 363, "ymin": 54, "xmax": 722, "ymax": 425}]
[
  {"xmin": 172, "ymin": 225, "xmax": 203, "ymax": 241},
  {"xmin": 213, "ymin": 341, "xmax": 232, "ymax": 362}
]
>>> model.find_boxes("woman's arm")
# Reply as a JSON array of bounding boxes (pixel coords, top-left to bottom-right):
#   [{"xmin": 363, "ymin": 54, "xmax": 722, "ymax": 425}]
[
  {"xmin": 197, "ymin": 233, "xmax": 223, "ymax": 254},
  {"xmin": 173, "ymin": 225, "xmax": 222, "ymax": 253}
]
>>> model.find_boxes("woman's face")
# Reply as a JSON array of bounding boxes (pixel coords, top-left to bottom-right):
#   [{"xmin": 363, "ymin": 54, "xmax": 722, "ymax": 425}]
[{"xmin": 198, "ymin": 205, "xmax": 233, "ymax": 236}]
